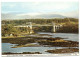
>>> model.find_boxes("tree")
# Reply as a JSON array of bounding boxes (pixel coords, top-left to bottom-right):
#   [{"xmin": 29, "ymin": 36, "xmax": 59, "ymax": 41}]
[{"xmin": 2, "ymin": 24, "xmax": 20, "ymax": 37}]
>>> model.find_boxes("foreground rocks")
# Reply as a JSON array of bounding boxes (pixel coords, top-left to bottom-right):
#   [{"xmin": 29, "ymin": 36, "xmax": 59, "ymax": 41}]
[
  {"xmin": 2, "ymin": 34, "xmax": 79, "ymax": 54},
  {"xmin": 2, "ymin": 52, "xmax": 42, "ymax": 55},
  {"xmin": 38, "ymin": 40, "xmax": 78, "ymax": 47},
  {"xmin": 2, "ymin": 35, "xmax": 79, "ymax": 47},
  {"xmin": 38, "ymin": 38, "xmax": 79, "ymax": 47},
  {"xmin": 11, "ymin": 43, "xmax": 41, "ymax": 48},
  {"xmin": 46, "ymin": 48, "xmax": 79, "ymax": 54}
]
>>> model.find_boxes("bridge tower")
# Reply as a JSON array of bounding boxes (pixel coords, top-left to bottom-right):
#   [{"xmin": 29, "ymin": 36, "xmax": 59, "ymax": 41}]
[
  {"xmin": 52, "ymin": 22, "xmax": 56, "ymax": 32},
  {"xmin": 29, "ymin": 22, "xmax": 32, "ymax": 30},
  {"xmin": 27, "ymin": 22, "xmax": 34, "ymax": 34}
]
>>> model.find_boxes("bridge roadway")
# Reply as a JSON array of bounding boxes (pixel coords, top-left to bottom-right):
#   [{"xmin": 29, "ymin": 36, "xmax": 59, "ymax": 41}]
[{"xmin": 14, "ymin": 25, "xmax": 53, "ymax": 27}]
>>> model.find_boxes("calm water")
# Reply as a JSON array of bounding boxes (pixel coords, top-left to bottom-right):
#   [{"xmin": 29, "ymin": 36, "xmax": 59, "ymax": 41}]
[
  {"xmin": 2, "ymin": 43, "xmax": 67, "ymax": 54},
  {"xmin": 38, "ymin": 32, "xmax": 79, "ymax": 42},
  {"xmin": 2, "ymin": 32, "xmax": 79, "ymax": 54}
]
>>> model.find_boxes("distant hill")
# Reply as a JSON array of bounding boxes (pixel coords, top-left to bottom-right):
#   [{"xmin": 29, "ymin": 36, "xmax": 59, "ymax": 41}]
[{"xmin": 2, "ymin": 13, "xmax": 67, "ymax": 20}]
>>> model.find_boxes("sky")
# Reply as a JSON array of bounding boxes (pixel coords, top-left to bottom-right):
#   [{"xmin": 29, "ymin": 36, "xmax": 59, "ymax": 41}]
[{"xmin": 1, "ymin": 1, "xmax": 79, "ymax": 19}]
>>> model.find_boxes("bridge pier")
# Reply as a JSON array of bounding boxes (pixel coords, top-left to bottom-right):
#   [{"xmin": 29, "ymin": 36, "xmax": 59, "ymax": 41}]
[
  {"xmin": 52, "ymin": 22, "xmax": 63, "ymax": 33},
  {"xmin": 52, "ymin": 22, "xmax": 56, "ymax": 32}
]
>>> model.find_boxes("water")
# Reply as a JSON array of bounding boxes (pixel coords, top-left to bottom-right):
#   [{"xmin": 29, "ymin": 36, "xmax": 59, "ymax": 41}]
[
  {"xmin": 2, "ymin": 43, "xmax": 66, "ymax": 54},
  {"xmin": 2, "ymin": 32, "xmax": 79, "ymax": 55},
  {"xmin": 38, "ymin": 32, "xmax": 79, "ymax": 42}
]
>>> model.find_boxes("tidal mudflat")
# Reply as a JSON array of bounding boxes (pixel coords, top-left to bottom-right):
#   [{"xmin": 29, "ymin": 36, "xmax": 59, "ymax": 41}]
[{"xmin": 2, "ymin": 32, "xmax": 79, "ymax": 55}]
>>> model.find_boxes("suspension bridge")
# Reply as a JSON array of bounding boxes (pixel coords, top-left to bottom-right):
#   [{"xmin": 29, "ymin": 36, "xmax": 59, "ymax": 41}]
[{"xmin": 14, "ymin": 22, "xmax": 63, "ymax": 34}]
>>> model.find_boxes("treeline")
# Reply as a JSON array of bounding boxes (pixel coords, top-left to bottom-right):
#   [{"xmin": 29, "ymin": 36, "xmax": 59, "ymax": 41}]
[
  {"xmin": 33, "ymin": 26, "xmax": 53, "ymax": 32},
  {"xmin": 33, "ymin": 23, "xmax": 79, "ymax": 33},
  {"xmin": 57, "ymin": 23, "xmax": 78, "ymax": 33},
  {"xmin": 1, "ymin": 18, "xmax": 79, "ymax": 37},
  {"xmin": 2, "ymin": 18, "xmax": 78, "ymax": 25},
  {"xmin": 2, "ymin": 24, "xmax": 28, "ymax": 37}
]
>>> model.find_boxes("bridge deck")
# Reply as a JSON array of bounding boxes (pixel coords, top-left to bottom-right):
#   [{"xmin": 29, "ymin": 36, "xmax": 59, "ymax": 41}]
[{"xmin": 14, "ymin": 25, "xmax": 53, "ymax": 27}]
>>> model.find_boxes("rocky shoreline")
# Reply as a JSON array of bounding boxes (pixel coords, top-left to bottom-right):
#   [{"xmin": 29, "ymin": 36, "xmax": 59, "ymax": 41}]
[
  {"xmin": 46, "ymin": 48, "xmax": 79, "ymax": 54},
  {"xmin": 2, "ymin": 35, "xmax": 79, "ymax": 47},
  {"xmin": 2, "ymin": 52, "xmax": 42, "ymax": 55},
  {"xmin": 2, "ymin": 48, "xmax": 79, "ymax": 54},
  {"xmin": 2, "ymin": 34, "xmax": 79, "ymax": 54}
]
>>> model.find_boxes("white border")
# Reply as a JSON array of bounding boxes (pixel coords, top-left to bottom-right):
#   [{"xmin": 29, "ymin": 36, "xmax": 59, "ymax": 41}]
[
  {"xmin": 1, "ymin": 0, "xmax": 79, "ymax": 2},
  {"xmin": 0, "ymin": 1, "xmax": 2, "ymax": 57},
  {"xmin": 0, "ymin": 0, "xmax": 79, "ymax": 57}
]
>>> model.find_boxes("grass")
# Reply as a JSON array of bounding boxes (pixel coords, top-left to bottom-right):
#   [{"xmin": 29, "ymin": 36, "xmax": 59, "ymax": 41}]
[
  {"xmin": 2, "ymin": 36, "xmax": 26, "ymax": 38},
  {"xmin": 11, "ymin": 43, "xmax": 40, "ymax": 48}
]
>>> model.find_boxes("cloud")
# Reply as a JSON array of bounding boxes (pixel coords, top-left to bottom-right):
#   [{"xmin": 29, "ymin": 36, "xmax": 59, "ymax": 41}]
[
  {"xmin": 1, "ymin": 1, "xmax": 79, "ymax": 20},
  {"xmin": 9, "ymin": 4, "xmax": 16, "ymax": 8},
  {"xmin": 2, "ymin": 2, "xmax": 78, "ymax": 13},
  {"xmin": 17, "ymin": 13, "xmax": 41, "ymax": 16}
]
